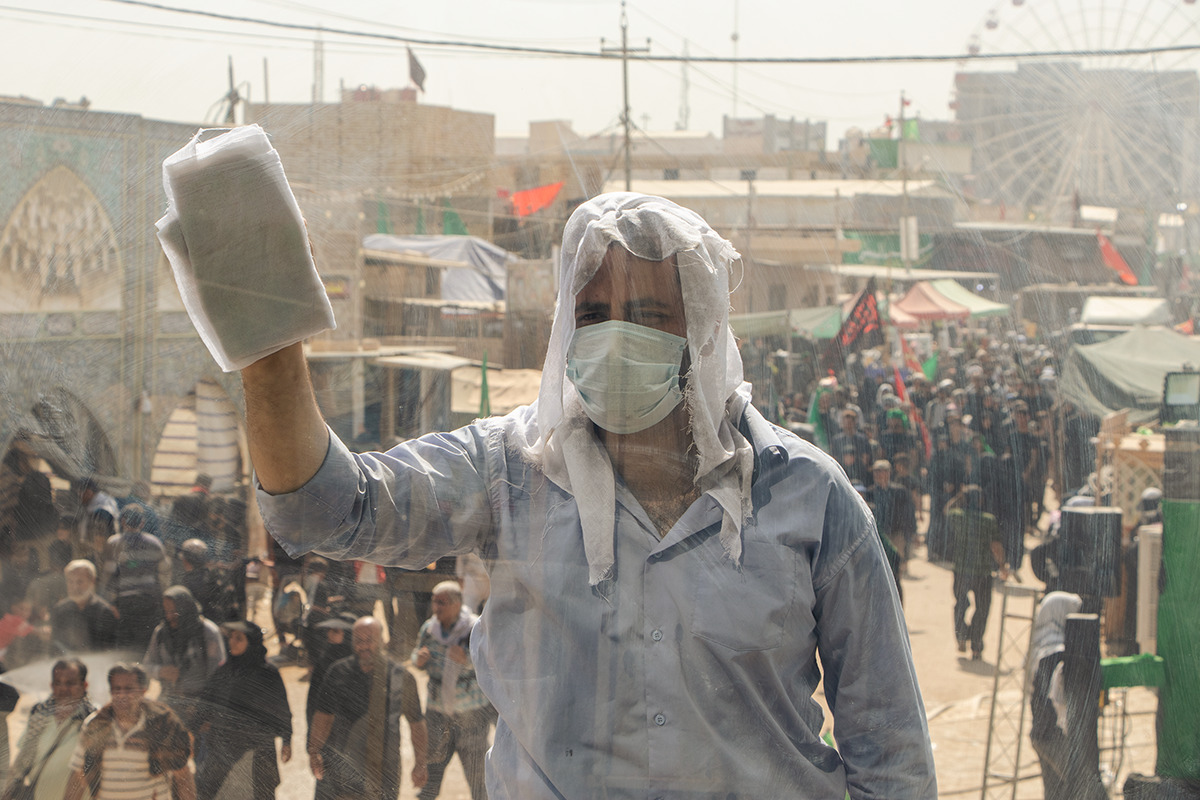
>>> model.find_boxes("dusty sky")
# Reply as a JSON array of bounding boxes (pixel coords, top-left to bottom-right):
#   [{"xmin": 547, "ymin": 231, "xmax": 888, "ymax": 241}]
[{"xmin": 2, "ymin": 0, "xmax": 1199, "ymax": 141}]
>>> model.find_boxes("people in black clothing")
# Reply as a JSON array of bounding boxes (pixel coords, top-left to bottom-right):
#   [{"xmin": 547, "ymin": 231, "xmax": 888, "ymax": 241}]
[
  {"xmin": 879, "ymin": 408, "xmax": 917, "ymax": 468},
  {"xmin": 50, "ymin": 560, "xmax": 118, "ymax": 653},
  {"xmin": 1000, "ymin": 400, "xmax": 1042, "ymax": 570},
  {"xmin": 831, "ymin": 407, "xmax": 874, "ymax": 486},
  {"xmin": 863, "ymin": 459, "xmax": 918, "ymax": 581},
  {"xmin": 1058, "ymin": 400, "xmax": 1099, "ymax": 498},
  {"xmin": 307, "ymin": 613, "xmax": 356, "ymax": 800},
  {"xmin": 194, "ymin": 621, "xmax": 293, "ymax": 800}
]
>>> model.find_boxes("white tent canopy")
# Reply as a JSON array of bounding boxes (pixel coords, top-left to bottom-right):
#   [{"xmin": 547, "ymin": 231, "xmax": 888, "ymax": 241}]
[{"xmin": 1079, "ymin": 296, "xmax": 1171, "ymax": 326}]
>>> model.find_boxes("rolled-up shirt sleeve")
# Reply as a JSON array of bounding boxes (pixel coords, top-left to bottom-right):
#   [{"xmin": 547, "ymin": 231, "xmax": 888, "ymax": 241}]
[{"xmin": 258, "ymin": 423, "xmax": 495, "ymax": 569}]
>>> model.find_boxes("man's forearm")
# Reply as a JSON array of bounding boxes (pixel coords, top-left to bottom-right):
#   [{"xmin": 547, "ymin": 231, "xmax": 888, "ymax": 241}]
[
  {"xmin": 307, "ymin": 711, "xmax": 334, "ymax": 753},
  {"xmin": 411, "ymin": 719, "xmax": 428, "ymax": 767},
  {"xmin": 241, "ymin": 343, "xmax": 330, "ymax": 494}
]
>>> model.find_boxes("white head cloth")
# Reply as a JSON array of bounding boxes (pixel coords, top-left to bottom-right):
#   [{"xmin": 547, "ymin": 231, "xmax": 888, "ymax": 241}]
[
  {"xmin": 1029, "ymin": 591, "xmax": 1083, "ymax": 669},
  {"xmin": 520, "ymin": 192, "xmax": 754, "ymax": 584}
]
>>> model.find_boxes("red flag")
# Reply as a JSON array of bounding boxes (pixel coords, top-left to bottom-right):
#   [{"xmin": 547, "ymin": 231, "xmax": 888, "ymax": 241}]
[
  {"xmin": 1096, "ymin": 230, "xmax": 1139, "ymax": 286},
  {"xmin": 510, "ymin": 182, "xmax": 564, "ymax": 218},
  {"xmin": 893, "ymin": 365, "xmax": 931, "ymax": 459},
  {"xmin": 893, "ymin": 365, "xmax": 908, "ymax": 402},
  {"xmin": 900, "ymin": 336, "xmax": 923, "ymax": 376}
]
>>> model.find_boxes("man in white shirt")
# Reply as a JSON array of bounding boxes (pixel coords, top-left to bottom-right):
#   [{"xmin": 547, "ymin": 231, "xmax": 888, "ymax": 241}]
[{"xmin": 4, "ymin": 659, "xmax": 95, "ymax": 800}]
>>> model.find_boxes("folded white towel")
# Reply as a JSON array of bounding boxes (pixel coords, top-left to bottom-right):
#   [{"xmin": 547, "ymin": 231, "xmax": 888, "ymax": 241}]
[{"xmin": 156, "ymin": 125, "xmax": 335, "ymax": 371}]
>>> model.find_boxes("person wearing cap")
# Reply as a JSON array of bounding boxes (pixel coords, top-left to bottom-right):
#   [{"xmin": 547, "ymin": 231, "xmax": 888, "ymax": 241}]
[
  {"xmin": 831, "ymin": 405, "xmax": 875, "ymax": 486},
  {"xmin": 863, "ymin": 459, "xmax": 917, "ymax": 588},
  {"xmin": 945, "ymin": 485, "xmax": 1009, "ymax": 660},
  {"xmin": 193, "ymin": 621, "xmax": 293, "ymax": 800},
  {"xmin": 925, "ymin": 379, "xmax": 956, "ymax": 433},
  {"xmin": 231, "ymin": 192, "xmax": 934, "ymax": 797}
]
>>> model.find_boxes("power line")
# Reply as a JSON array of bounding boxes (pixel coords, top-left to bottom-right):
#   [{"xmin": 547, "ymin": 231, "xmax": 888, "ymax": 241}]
[{"xmin": 97, "ymin": 0, "xmax": 1200, "ymax": 65}]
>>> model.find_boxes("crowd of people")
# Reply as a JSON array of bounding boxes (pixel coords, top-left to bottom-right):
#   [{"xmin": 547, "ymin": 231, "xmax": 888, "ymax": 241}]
[
  {"xmin": 0, "ymin": 466, "xmax": 494, "ymax": 800},
  {"xmin": 770, "ymin": 337, "xmax": 1097, "ymax": 660}
]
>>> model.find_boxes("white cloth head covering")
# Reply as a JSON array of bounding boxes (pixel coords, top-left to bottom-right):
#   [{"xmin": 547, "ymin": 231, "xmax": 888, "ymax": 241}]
[
  {"xmin": 1029, "ymin": 591, "xmax": 1083, "ymax": 667},
  {"xmin": 519, "ymin": 192, "xmax": 753, "ymax": 584}
]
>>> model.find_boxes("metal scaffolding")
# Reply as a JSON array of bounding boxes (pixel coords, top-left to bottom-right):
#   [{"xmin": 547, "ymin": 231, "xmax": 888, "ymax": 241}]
[{"xmin": 981, "ymin": 582, "xmax": 1043, "ymax": 800}]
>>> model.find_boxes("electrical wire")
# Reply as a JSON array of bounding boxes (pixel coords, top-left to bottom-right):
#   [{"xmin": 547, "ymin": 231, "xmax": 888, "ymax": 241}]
[{"xmin": 96, "ymin": 0, "xmax": 1200, "ymax": 65}]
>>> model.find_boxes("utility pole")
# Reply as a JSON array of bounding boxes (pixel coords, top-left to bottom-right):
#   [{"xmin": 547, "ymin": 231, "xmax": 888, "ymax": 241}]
[
  {"xmin": 731, "ymin": 0, "xmax": 740, "ymax": 118},
  {"xmin": 601, "ymin": 0, "xmax": 649, "ymax": 191},
  {"xmin": 676, "ymin": 40, "xmax": 690, "ymax": 132},
  {"xmin": 898, "ymin": 90, "xmax": 915, "ymax": 275},
  {"xmin": 312, "ymin": 29, "xmax": 324, "ymax": 104}
]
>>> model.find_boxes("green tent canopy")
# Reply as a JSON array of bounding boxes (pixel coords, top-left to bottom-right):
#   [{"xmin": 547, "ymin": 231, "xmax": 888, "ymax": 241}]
[
  {"xmin": 729, "ymin": 306, "xmax": 842, "ymax": 340},
  {"xmin": 1058, "ymin": 327, "xmax": 1200, "ymax": 424},
  {"xmin": 929, "ymin": 279, "xmax": 1010, "ymax": 318}
]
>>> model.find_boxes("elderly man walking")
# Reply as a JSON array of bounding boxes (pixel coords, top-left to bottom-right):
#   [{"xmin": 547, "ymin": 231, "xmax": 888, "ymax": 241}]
[
  {"xmin": 412, "ymin": 581, "xmax": 491, "ymax": 800},
  {"xmin": 307, "ymin": 617, "xmax": 428, "ymax": 800},
  {"xmin": 159, "ymin": 137, "xmax": 936, "ymax": 800},
  {"xmin": 50, "ymin": 560, "xmax": 118, "ymax": 652}
]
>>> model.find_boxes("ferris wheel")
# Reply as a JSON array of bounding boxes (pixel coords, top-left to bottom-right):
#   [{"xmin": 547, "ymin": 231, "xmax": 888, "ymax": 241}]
[{"xmin": 952, "ymin": 0, "xmax": 1200, "ymax": 216}]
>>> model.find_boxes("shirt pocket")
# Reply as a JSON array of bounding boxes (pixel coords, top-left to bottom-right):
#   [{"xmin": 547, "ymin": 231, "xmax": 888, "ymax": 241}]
[{"xmin": 688, "ymin": 535, "xmax": 798, "ymax": 652}]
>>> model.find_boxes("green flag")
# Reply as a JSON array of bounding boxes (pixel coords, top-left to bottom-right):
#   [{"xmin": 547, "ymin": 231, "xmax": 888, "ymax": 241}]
[
  {"xmin": 376, "ymin": 199, "xmax": 393, "ymax": 234},
  {"xmin": 442, "ymin": 199, "xmax": 469, "ymax": 236},
  {"xmin": 921, "ymin": 352, "xmax": 938, "ymax": 382},
  {"xmin": 807, "ymin": 386, "xmax": 830, "ymax": 452},
  {"xmin": 415, "ymin": 201, "xmax": 426, "ymax": 235},
  {"xmin": 480, "ymin": 351, "xmax": 491, "ymax": 417}
]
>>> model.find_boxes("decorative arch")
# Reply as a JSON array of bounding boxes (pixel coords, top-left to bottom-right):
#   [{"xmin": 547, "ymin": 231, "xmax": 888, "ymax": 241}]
[
  {"xmin": 0, "ymin": 165, "xmax": 122, "ymax": 312},
  {"xmin": 9, "ymin": 387, "xmax": 118, "ymax": 480},
  {"xmin": 150, "ymin": 379, "xmax": 246, "ymax": 499}
]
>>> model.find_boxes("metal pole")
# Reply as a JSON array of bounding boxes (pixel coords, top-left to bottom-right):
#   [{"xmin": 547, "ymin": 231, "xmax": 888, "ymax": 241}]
[
  {"xmin": 601, "ymin": 1, "xmax": 648, "ymax": 193},
  {"xmin": 1063, "ymin": 612, "xmax": 1107, "ymax": 800},
  {"xmin": 621, "ymin": 3, "xmax": 631, "ymax": 191}
]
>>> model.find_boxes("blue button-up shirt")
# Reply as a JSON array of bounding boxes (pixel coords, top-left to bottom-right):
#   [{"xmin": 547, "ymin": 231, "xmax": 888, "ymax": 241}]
[{"xmin": 260, "ymin": 403, "xmax": 936, "ymax": 799}]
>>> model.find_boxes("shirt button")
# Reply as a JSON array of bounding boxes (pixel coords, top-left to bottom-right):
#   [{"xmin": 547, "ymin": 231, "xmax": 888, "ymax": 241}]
[
  {"xmin": 651, "ymin": 629, "xmax": 663, "ymax": 641},
  {"xmin": 654, "ymin": 713, "xmax": 666, "ymax": 726}
]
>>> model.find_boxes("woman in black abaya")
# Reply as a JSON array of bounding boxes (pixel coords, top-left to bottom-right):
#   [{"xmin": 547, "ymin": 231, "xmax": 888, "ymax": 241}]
[{"xmin": 194, "ymin": 621, "xmax": 293, "ymax": 800}]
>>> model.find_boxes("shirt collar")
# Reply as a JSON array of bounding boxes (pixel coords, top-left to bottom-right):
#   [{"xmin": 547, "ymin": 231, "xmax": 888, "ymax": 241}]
[{"xmin": 734, "ymin": 401, "xmax": 790, "ymax": 492}]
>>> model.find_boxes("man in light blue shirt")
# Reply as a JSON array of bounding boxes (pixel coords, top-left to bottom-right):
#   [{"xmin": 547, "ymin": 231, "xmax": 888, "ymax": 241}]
[{"xmin": 239, "ymin": 193, "xmax": 936, "ymax": 799}]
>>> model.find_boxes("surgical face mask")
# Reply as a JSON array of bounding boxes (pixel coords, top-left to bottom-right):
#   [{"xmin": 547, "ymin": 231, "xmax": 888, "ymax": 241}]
[{"xmin": 566, "ymin": 320, "xmax": 688, "ymax": 434}]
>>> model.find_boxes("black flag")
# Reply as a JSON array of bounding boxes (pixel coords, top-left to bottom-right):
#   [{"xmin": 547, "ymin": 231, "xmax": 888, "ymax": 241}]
[
  {"xmin": 408, "ymin": 48, "xmax": 426, "ymax": 92},
  {"xmin": 822, "ymin": 277, "xmax": 883, "ymax": 372}
]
